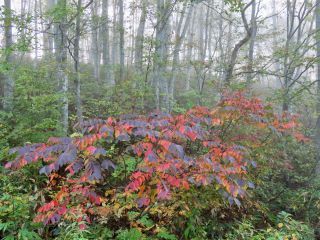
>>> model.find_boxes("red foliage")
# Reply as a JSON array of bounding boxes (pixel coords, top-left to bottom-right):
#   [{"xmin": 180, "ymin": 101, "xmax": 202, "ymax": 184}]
[{"xmin": 4, "ymin": 91, "xmax": 301, "ymax": 227}]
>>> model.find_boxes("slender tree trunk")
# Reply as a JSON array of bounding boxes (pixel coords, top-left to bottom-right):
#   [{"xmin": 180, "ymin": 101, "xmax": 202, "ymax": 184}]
[
  {"xmin": 20, "ymin": 0, "xmax": 27, "ymax": 60},
  {"xmin": 39, "ymin": 0, "xmax": 47, "ymax": 58},
  {"xmin": 207, "ymin": 2, "xmax": 213, "ymax": 58},
  {"xmin": 195, "ymin": 5, "xmax": 205, "ymax": 104},
  {"xmin": 111, "ymin": 0, "xmax": 118, "ymax": 80},
  {"xmin": 282, "ymin": 0, "xmax": 294, "ymax": 112},
  {"xmin": 224, "ymin": 2, "xmax": 253, "ymax": 86},
  {"xmin": 91, "ymin": 1, "xmax": 100, "ymax": 82},
  {"xmin": 46, "ymin": 0, "xmax": 55, "ymax": 56},
  {"xmin": 134, "ymin": 0, "xmax": 147, "ymax": 73},
  {"xmin": 130, "ymin": 6, "xmax": 135, "ymax": 67},
  {"xmin": 281, "ymin": 0, "xmax": 313, "ymax": 111},
  {"xmin": 186, "ymin": 11, "xmax": 195, "ymax": 91},
  {"xmin": 102, "ymin": 0, "xmax": 114, "ymax": 85},
  {"xmin": 23, "ymin": 0, "xmax": 32, "ymax": 60},
  {"xmin": 2, "ymin": 0, "xmax": 14, "ymax": 112},
  {"xmin": 203, "ymin": 4, "xmax": 210, "ymax": 61},
  {"xmin": 222, "ymin": 19, "xmax": 233, "ymax": 82},
  {"xmin": 153, "ymin": 0, "xmax": 170, "ymax": 111},
  {"xmin": 272, "ymin": 0, "xmax": 281, "ymax": 88},
  {"xmin": 21, "ymin": 0, "xmax": 26, "ymax": 37},
  {"xmin": 118, "ymin": 0, "xmax": 125, "ymax": 81},
  {"xmin": 169, "ymin": 3, "xmax": 193, "ymax": 111},
  {"xmin": 315, "ymin": 0, "xmax": 320, "ymax": 174},
  {"xmin": 247, "ymin": 0, "xmax": 257, "ymax": 84},
  {"xmin": 74, "ymin": 0, "xmax": 83, "ymax": 124},
  {"xmin": 34, "ymin": 0, "xmax": 39, "ymax": 63},
  {"xmin": 197, "ymin": 5, "xmax": 204, "ymax": 62},
  {"xmin": 55, "ymin": 0, "xmax": 69, "ymax": 134},
  {"xmin": 218, "ymin": 1, "xmax": 225, "ymax": 84}
]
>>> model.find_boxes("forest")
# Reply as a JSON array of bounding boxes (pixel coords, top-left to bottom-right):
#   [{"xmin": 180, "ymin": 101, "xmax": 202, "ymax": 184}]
[{"xmin": 0, "ymin": 0, "xmax": 320, "ymax": 239}]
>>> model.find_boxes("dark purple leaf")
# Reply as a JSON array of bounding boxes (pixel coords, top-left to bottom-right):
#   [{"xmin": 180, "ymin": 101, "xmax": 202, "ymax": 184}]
[
  {"xmin": 67, "ymin": 160, "xmax": 84, "ymax": 175},
  {"xmin": 251, "ymin": 161, "xmax": 257, "ymax": 168},
  {"xmin": 56, "ymin": 148, "xmax": 77, "ymax": 168},
  {"xmin": 101, "ymin": 159, "xmax": 116, "ymax": 170},
  {"xmin": 146, "ymin": 151, "xmax": 157, "ymax": 162},
  {"xmin": 137, "ymin": 197, "xmax": 150, "ymax": 208},
  {"xmin": 168, "ymin": 143, "xmax": 184, "ymax": 158},
  {"xmin": 116, "ymin": 133, "xmax": 130, "ymax": 142},
  {"xmin": 248, "ymin": 181, "xmax": 255, "ymax": 189},
  {"xmin": 183, "ymin": 155, "xmax": 193, "ymax": 163},
  {"xmin": 86, "ymin": 161, "xmax": 102, "ymax": 181},
  {"xmin": 99, "ymin": 125, "xmax": 114, "ymax": 136},
  {"xmin": 228, "ymin": 196, "xmax": 234, "ymax": 205},
  {"xmin": 234, "ymin": 198, "xmax": 241, "ymax": 207},
  {"xmin": 94, "ymin": 148, "xmax": 107, "ymax": 156},
  {"xmin": 39, "ymin": 163, "xmax": 56, "ymax": 176},
  {"xmin": 236, "ymin": 179, "xmax": 245, "ymax": 187}
]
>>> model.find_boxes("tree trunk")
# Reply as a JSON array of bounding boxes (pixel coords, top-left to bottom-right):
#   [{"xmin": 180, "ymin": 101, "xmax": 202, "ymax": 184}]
[
  {"xmin": 91, "ymin": 0, "xmax": 100, "ymax": 82},
  {"xmin": 272, "ymin": 0, "xmax": 281, "ymax": 88},
  {"xmin": 134, "ymin": 0, "xmax": 147, "ymax": 73},
  {"xmin": 74, "ymin": 0, "xmax": 83, "ymax": 124},
  {"xmin": 169, "ymin": 3, "xmax": 193, "ymax": 111},
  {"xmin": 20, "ymin": 0, "xmax": 27, "ymax": 60},
  {"xmin": 153, "ymin": 0, "xmax": 171, "ymax": 111},
  {"xmin": 118, "ymin": 0, "xmax": 125, "ymax": 81},
  {"xmin": 247, "ymin": 0, "xmax": 257, "ymax": 84},
  {"xmin": 39, "ymin": 0, "xmax": 47, "ymax": 58},
  {"xmin": 224, "ymin": 2, "xmax": 253, "ymax": 86},
  {"xmin": 195, "ymin": 4, "xmax": 206, "ymax": 104},
  {"xmin": 282, "ymin": 0, "xmax": 294, "ymax": 112},
  {"xmin": 111, "ymin": 0, "xmax": 118, "ymax": 80},
  {"xmin": 186, "ymin": 11, "xmax": 195, "ymax": 91},
  {"xmin": 101, "ymin": 0, "xmax": 114, "ymax": 85},
  {"xmin": 55, "ymin": 0, "xmax": 69, "ymax": 135},
  {"xmin": 218, "ymin": 1, "xmax": 225, "ymax": 85},
  {"xmin": 315, "ymin": 0, "xmax": 320, "ymax": 174},
  {"xmin": 34, "ymin": 0, "xmax": 39, "ymax": 63},
  {"xmin": 2, "ymin": 0, "xmax": 14, "ymax": 112},
  {"xmin": 130, "ymin": 6, "xmax": 135, "ymax": 67},
  {"xmin": 223, "ymin": 20, "xmax": 233, "ymax": 81},
  {"xmin": 46, "ymin": 0, "xmax": 55, "ymax": 56}
]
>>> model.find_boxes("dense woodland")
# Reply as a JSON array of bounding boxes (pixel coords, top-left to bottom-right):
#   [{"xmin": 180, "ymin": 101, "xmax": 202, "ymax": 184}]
[{"xmin": 0, "ymin": 0, "xmax": 320, "ymax": 239}]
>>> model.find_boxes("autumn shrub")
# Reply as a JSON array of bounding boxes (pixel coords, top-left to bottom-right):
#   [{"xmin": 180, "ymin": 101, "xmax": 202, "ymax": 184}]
[{"xmin": 4, "ymin": 91, "xmax": 308, "ymax": 239}]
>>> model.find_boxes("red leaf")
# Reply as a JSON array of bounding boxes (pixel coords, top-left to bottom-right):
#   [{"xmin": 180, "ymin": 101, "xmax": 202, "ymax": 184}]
[
  {"xmin": 86, "ymin": 146, "xmax": 97, "ymax": 154},
  {"xmin": 57, "ymin": 206, "xmax": 67, "ymax": 215},
  {"xmin": 79, "ymin": 224, "xmax": 87, "ymax": 230},
  {"xmin": 158, "ymin": 140, "xmax": 171, "ymax": 151}
]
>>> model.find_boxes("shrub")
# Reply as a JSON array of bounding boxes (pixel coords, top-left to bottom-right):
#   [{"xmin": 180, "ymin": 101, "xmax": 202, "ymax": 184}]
[{"xmin": 4, "ymin": 92, "xmax": 302, "ymax": 237}]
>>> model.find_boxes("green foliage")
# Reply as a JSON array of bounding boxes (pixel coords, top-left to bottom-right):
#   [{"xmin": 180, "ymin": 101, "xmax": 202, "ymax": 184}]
[
  {"xmin": 116, "ymin": 228, "xmax": 145, "ymax": 240},
  {"xmin": 252, "ymin": 136, "xmax": 320, "ymax": 227},
  {"xmin": 81, "ymin": 71, "xmax": 153, "ymax": 118},
  {"xmin": 0, "ymin": 7, "xmax": 32, "ymax": 54},
  {"xmin": 47, "ymin": 0, "xmax": 73, "ymax": 22},
  {"xmin": 111, "ymin": 155, "xmax": 139, "ymax": 181},
  {"xmin": 156, "ymin": 228, "xmax": 178, "ymax": 240},
  {"xmin": 137, "ymin": 215, "xmax": 155, "ymax": 229},
  {"xmin": 55, "ymin": 224, "xmax": 114, "ymax": 240},
  {"xmin": 55, "ymin": 222, "xmax": 91, "ymax": 240},
  {"xmin": 0, "ymin": 166, "xmax": 42, "ymax": 240},
  {"xmin": 226, "ymin": 212, "xmax": 314, "ymax": 240},
  {"xmin": 224, "ymin": 0, "xmax": 244, "ymax": 11},
  {"xmin": 0, "ymin": 63, "xmax": 62, "ymax": 149}
]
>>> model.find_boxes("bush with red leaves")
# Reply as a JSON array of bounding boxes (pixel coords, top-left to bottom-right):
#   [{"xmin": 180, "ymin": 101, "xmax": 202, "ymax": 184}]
[{"xmin": 5, "ymin": 91, "xmax": 301, "ymax": 228}]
